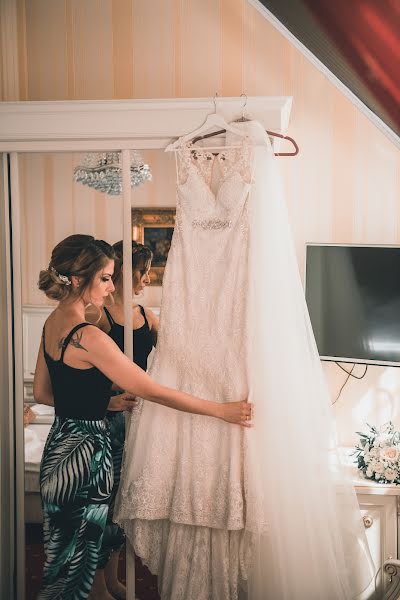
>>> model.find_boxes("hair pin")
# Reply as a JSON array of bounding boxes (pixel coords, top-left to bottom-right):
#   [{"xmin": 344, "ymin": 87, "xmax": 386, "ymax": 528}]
[{"xmin": 49, "ymin": 266, "xmax": 72, "ymax": 286}]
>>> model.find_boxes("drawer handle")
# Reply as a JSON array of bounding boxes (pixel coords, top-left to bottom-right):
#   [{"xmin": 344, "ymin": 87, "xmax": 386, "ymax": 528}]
[{"xmin": 363, "ymin": 515, "xmax": 373, "ymax": 529}]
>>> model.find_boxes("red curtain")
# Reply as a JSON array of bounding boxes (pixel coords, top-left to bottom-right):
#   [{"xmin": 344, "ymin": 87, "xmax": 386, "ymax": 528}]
[{"xmin": 304, "ymin": 0, "xmax": 400, "ymax": 132}]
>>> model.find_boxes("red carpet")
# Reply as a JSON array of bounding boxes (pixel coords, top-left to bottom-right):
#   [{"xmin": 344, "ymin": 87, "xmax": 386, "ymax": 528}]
[{"xmin": 26, "ymin": 524, "xmax": 160, "ymax": 600}]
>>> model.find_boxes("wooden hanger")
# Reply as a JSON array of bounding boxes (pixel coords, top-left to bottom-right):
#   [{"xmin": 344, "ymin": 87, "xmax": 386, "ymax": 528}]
[
  {"xmin": 165, "ymin": 93, "xmax": 299, "ymax": 156},
  {"xmin": 165, "ymin": 95, "xmax": 246, "ymax": 152},
  {"xmin": 190, "ymin": 93, "xmax": 299, "ymax": 156},
  {"xmin": 189, "ymin": 127, "xmax": 299, "ymax": 156},
  {"xmin": 265, "ymin": 131, "xmax": 299, "ymax": 156}
]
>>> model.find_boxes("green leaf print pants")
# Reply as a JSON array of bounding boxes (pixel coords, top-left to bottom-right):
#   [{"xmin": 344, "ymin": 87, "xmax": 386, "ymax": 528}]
[{"xmin": 37, "ymin": 417, "xmax": 113, "ymax": 600}]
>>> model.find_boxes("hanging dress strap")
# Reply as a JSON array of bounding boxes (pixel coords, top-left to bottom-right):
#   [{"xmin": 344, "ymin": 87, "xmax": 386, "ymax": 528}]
[
  {"xmin": 60, "ymin": 323, "xmax": 91, "ymax": 363},
  {"xmin": 138, "ymin": 305, "xmax": 149, "ymax": 329},
  {"xmin": 103, "ymin": 307, "xmax": 115, "ymax": 328}
]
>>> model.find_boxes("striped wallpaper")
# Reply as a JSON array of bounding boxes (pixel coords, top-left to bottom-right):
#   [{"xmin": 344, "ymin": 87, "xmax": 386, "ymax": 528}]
[{"xmin": 3, "ymin": 0, "xmax": 400, "ymax": 445}]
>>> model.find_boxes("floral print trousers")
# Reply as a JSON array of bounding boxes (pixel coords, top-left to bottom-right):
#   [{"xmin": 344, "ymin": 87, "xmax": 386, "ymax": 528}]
[{"xmin": 37, "ymin": 417, "xmax": 113, "ymax": 600}]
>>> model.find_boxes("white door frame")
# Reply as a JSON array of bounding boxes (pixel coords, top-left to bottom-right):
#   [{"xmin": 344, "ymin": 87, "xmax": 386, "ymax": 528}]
[{"xmin": 0, "ymin": 153, "xmax": 16, "ymax": 600}]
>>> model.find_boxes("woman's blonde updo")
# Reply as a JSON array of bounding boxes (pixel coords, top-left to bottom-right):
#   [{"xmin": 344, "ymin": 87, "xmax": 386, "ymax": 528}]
[
  {"xmin": 112, "ymin": 240, "xmax": 153, "ymax": 285},
  {"xmin": 38, "ymin": 234, "xmax": 116, "ymax": 302}
]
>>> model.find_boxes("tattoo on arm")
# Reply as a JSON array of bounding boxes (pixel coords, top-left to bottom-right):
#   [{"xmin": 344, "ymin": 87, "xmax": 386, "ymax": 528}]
[
  {"xmin": 70, "ymin": 331, "xmax": 88, "ymax": 352},
  {"xmin": 58, "ymin": 331, "xmax": 88, "ymax": 352}
]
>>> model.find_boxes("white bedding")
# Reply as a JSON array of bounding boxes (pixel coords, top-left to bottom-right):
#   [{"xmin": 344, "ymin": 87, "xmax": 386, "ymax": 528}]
[
  {"xmin": 30, "ymin": 402, "xmax": 55, "ymax": 424},
  {"xmin": 24, "ymin": 405, "xmax": 54, "ymax": 493},
  {"xmin": 25, "ymin": 415, "xmax": 53, "ymax": 523}
]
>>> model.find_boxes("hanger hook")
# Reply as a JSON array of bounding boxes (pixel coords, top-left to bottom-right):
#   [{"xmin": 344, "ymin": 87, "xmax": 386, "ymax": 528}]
[
  {"xmin": 240, "ymin": 93, "xmax": 247, "ymax": 118},
  {"xmin": 213, "ymin": 91, "xmax": 219, "ymax": 113}
]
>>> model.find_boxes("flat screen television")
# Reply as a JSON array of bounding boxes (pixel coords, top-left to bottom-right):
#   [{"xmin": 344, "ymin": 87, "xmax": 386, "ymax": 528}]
[{"xmin": 305, "ymin": 244, "xmax": 400, "ymax": 367}]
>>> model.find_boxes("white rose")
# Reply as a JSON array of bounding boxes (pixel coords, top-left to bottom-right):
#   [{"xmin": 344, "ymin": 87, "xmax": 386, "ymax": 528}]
[
  {"xmin": 381, "ymin": 447, "xmax": 399, "ymax": 463},
  {"xmin": 366, "ymin": 467, "xmax": 374, "ymax": 478},
  {"xmin": 373, "ymin": 462, "xmax": 384, "ymax": 474},
  {"xmin": 384, "ymin": 468, "xmax": 397, "ymax": 481},
  {"xmin": 369, "ymin": 447, "xmax": 380, "ymax": 459}
]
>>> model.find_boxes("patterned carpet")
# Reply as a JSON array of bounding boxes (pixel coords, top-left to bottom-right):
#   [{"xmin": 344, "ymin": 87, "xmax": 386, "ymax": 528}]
[{"xmin": 26, "ymin": 524, "xmax": 160, "ymax": 600}]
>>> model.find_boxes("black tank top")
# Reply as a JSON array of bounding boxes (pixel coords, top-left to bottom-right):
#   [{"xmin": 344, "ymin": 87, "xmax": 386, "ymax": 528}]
[
  {"xmin": 104, "ymin": 306, "xmax": 153, "ymax": 371},
  {"xmin": 43, "ymin": 323, "xmax": 112, "ymax": 420}
]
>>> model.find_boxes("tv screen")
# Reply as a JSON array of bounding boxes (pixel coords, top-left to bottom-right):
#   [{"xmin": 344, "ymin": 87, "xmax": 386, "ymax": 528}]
[{"xmin": 305, "ymin": 244, "xmax": 400, "ymax": 366}]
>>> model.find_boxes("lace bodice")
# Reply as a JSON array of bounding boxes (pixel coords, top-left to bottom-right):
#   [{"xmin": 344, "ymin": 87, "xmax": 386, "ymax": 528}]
[
  {"xmin": 172, "ymin": 137, "xmax": 252, "ymax": 243},
  {"xmin": 176, "ymin": 137, "xmax": 252, "ymax": 189}
]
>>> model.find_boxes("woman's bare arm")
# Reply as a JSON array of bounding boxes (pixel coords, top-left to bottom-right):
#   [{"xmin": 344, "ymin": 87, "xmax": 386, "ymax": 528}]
[
  {"xmin": 82, "ymin": 326, "xmax": 251, "ymax": 426},
  {"xmin": 33, "ymin": 340, "xmax": 54, "ymax": 406}
]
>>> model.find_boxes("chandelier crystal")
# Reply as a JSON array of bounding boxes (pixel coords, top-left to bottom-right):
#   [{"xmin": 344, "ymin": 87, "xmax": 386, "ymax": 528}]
[{"xmin": 73, "ymin": 151, "xmax": 152, "ymax": 195}]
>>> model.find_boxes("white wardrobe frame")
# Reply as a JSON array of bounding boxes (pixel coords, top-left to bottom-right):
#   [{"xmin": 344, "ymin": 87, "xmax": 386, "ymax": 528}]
[{"xmin": 0, "ymin": 95, "xmax": 292, "ymax": 600}]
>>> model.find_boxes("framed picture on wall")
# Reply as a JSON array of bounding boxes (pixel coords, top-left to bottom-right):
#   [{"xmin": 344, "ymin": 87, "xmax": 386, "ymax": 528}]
[{"xmin": 132, "ymin": 207, "xmax": 176, "ymax": 286}]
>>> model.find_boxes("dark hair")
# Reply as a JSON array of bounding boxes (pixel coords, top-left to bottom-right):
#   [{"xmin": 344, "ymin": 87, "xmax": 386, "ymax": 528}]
[
  {"xmin": 38, "ymin": 234, "xmax": 116, "ymax": 301},
  {"xmin": 112, "ymin": 240, "xmax": 153, "ymax": 284}
]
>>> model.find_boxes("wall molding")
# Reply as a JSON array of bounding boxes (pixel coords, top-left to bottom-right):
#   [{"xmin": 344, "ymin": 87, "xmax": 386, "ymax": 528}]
[
  {"xmin": 0, "ymin": 96, "xmax": 292, "ymax": 151},
  {"xmin": 22, "ymin": 305, "xmax": 53, "ymax": 380}
]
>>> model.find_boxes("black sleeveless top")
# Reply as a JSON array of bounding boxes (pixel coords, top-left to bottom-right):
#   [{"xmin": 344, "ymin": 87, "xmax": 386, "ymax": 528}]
[
  {"xmin": 43, "ymin": 323, "xmax": 112, "ymax": 420},
  {"xmin": 104, "ymin": 306, "xmax": 153, "ymax": 371}
]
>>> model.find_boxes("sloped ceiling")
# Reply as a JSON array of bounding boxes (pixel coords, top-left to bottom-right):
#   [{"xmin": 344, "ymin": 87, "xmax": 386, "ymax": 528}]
[{"xmin": 258, "ymin": 0, "xmax": 400, "ymax": 137}]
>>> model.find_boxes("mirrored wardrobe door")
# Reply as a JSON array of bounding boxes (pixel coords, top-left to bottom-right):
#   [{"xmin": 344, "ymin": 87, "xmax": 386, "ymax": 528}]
[
  {"xmin": 18, "ymin": 147, "xmax": 177, "ymax": 599},
  {"xmin": 19, "ymin": 150, "xmax": 124, "ymax": 600}
]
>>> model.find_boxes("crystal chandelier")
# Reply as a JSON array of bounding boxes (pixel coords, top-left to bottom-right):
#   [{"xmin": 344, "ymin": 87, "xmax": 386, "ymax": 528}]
[{"xmin": 73, "ymin": 151, "xmax": 152, "ymax": 195}]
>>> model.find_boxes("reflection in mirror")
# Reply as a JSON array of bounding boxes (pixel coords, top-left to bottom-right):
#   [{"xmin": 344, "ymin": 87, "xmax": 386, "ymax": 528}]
[
  {"xmin": 19, "ymin": 149, "xmax": 175, "ymax": 598},
  {"xmin": 132, "ymin": 207, "xmax": 176, "ymax": 286}
]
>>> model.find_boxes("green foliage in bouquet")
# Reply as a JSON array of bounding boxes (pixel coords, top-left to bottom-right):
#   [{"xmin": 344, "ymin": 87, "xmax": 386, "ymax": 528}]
[{"xmin": 353, "ymin": 422, "xmax": 400, "ymax": 484}]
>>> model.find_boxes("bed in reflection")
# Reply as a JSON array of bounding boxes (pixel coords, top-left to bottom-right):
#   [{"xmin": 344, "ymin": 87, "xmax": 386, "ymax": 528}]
[{"xmin": 24, "ymin": 404, "xmax": 54, "ymax": 523}]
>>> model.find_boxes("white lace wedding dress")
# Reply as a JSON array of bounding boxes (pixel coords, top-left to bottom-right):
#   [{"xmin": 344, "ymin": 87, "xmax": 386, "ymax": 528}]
[
  {"xmin": 115, "ymin": 121, "xmax": 373, "ymax": 600},
  {"xmin": 117, "ymin": 134, "xmax": 252, "ymax": 599}
]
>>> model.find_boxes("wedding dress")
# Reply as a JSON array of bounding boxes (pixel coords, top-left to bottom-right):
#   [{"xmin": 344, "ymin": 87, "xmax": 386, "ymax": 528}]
[{"xmin": 115, "ymin": 120, "xmax": 373, "ymax": 600}]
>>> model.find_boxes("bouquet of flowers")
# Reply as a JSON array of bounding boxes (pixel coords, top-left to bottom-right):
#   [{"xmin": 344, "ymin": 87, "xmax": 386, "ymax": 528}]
[{"xmin": 353, "ymin": 422, "xmax": 400, "ymax": 484}]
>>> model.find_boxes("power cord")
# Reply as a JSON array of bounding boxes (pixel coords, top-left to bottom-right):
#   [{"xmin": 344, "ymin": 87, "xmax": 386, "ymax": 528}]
[{"xmin": 333, "ymin": 362, "xmax": 368, "ymax": 404}]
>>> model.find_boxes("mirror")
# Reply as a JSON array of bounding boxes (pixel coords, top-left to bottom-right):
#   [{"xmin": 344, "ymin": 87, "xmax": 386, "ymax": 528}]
[{"xmin": 20, "ymin": 148, "xmax": 175, "ymax": 599}]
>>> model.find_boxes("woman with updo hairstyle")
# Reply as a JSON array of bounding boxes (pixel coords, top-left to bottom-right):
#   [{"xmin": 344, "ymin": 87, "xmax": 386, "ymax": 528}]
[
  {"xmin": 38, "ymin": 234, "xmax": 115, "ymax": 302},
  {"xmin": 34, "ymin": 234, "xmax": 252, "ymax": 600},
  {"xmin": 95, "ymin": 240, "xmax": 158, "ymax": 599}
]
